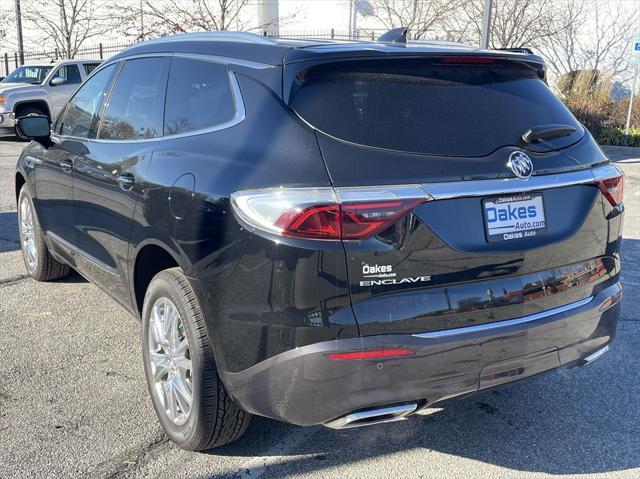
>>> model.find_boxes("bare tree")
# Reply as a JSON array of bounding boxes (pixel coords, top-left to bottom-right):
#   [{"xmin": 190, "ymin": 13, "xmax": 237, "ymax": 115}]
[
  {"xmin": 540, "ymin": 0, "xmax": 637, "ymax": 80},
  {"xmin": 23, "ymin": 0, "xmax": 110, "ymax": 58},
  {"xmin": 112, "ymin": 0, "xmax": 251, "ymax": 40},
  {"xmin": 445, "ymin": 0, "xmax": 568, "ymax": 48},
  {"xmin": 0, "ymin": 7, "xmax": 14, "ymax": 47},
  {"xmin": 371, "ymin": 0, "xmax": 464, "ymax": 39}
]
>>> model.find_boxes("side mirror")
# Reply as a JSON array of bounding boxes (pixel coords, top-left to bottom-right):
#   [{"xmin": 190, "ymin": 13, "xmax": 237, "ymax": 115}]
[
  {"xmin": 16, "ymin": 115, "xmax": 52, "ymax": 146},
  {"xmin": 50, "ymin": 77, "xmax": 66, "ymax": 86}
]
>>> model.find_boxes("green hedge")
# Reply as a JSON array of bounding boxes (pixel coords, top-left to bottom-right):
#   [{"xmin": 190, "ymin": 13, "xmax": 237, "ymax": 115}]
[{"xmin": 593, "ymin": 127, "xmax": 640, "ymax": 147}]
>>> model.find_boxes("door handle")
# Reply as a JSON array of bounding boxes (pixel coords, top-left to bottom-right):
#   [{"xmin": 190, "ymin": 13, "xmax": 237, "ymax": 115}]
[
  {"xmin": 117, "ymin": 173, "xmax": 135, "ymax": 191},
  {"xmin": 60, "ymin": 159, "xmax": 73, "ymax": 173}
]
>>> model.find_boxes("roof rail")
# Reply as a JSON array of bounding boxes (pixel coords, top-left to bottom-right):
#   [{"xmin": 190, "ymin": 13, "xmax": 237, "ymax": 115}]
[{"xmin": 143, "ymin": 31, "xmax": 277, "ymax": 46}]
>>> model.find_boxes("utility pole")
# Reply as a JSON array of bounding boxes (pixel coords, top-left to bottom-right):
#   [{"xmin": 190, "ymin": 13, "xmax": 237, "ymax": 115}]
[
  {"xmin": 625, "ymin": 61, "xmax": 638, "ymax": 136},
  {"xmin": 258, "ymin": 0, "xmax": 279, "ymax": 36},
  {"xmin": 625, "ymin": 3, "xmax": 640, "ymax": 136},
  {"xmin": 480, "ymin": 0, "xmax": 493, "ymax": 49},
  {"xmin": 348, "ymin": 0, "xmax": 354, "ymax": 39},
  {"xmin": 14, "ymin": 0, "xmax": 24, "ymax": 65}
]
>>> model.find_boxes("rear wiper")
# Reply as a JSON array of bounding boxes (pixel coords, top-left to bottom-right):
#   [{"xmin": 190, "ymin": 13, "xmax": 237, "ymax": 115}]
[{"xmin": 522, "ymin": 124, "xmax": 577, "ymax": 143}]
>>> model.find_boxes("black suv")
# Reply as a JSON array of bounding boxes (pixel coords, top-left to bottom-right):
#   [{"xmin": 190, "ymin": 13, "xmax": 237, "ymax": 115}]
[{"xmin": 14, "ymin": 32, "xmax": 624, "ymax": 451}]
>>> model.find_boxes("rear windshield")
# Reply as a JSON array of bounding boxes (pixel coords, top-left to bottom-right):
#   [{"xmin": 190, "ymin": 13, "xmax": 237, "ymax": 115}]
[{"xmin": 289, "ymin": 58, "xmax": 582, "ymax": 157}]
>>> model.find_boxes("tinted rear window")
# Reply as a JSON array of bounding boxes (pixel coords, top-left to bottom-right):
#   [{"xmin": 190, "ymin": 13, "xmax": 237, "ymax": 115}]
[{"xmin": 289, "ymin": 59, "xmax": 582, "ymax": 157}]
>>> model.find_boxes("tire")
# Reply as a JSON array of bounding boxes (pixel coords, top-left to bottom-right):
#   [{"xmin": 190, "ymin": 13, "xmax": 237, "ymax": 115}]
[
  {"xmin": 141, "ymin": 268, "xmax": 252, "ymax": 451},
  {"xmin": 17, "ymin": 186, "xmax": 70, "ymax": 281}
]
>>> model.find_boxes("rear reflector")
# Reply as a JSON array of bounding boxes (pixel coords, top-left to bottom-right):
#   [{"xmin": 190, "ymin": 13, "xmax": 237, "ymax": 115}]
[
  {"xmin": 327, "ymin": 348, "xmax": 416, "ymax": 360},
  {"xmin": 231, "ymin": 186, "xmax": 429, "ymax": 241},
  {"xmin": 596, "ymin": 175, "xmax": 624, "ymax": 207}
]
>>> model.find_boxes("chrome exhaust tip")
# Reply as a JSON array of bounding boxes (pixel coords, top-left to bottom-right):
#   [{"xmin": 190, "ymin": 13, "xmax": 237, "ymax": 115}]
[
  {"xmin": 580, "ymin": 345, "xmax": 610, "ymax": 365},
  {"xmin": 324, "ymin": 402, "xmax": 418, "ymax": 430}
]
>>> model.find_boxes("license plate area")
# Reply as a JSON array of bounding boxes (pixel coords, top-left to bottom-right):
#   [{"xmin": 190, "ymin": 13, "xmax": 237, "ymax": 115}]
[{"xmin": 482, "ymin": 193, "xmax": 547, "ymax": 243}]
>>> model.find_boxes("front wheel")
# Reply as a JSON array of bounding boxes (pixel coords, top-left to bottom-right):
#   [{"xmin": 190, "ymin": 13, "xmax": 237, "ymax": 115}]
[
  {"xmin": 141, "ymin": 268, "xmax": 252, "ymax": 451},
  {"xmin": 17, "ymin": 187, "xmax": 70, "ymax": 281}
]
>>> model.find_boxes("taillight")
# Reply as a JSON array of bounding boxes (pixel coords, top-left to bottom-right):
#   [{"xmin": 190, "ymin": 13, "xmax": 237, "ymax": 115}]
[
  {"xmin": 340, "ymin": 200, "xmax": 425, "ymax": 239},
  {"xmin": 441, "ymin": 56, "xmax": 496, "ymax": 64},
  {"xmin": 231, "ymin": 186, "xmax": 429, "ymax": 241},
  {"xmin": 596, "ymin": 175, "xmax": 624, "ymax": 207}
]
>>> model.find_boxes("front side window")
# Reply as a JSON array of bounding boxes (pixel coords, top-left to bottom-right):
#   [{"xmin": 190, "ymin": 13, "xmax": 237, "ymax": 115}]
[
  {"xmin": 51, "ymin": 65, "xmax": 82, "ymax": 85},
  {"xmin": 98, "ymin": 57, "xmax": 170, "ymax": 140},
  {"xmin": 164, "ymin": 58, "xmax": 235, "ymax": 136},
  {"xmin": 1, "ymin": 66, "xmax": 52, "ymax": 84},
  {"xmin": 59, "ymin": 63, "xmax": 117, "ymax": 138}
]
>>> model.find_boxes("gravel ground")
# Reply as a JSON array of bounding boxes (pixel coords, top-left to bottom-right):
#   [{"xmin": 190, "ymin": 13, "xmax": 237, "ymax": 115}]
[{"xmin": 0, "ymin": 139, "xmax": 638, "ymax": 479}]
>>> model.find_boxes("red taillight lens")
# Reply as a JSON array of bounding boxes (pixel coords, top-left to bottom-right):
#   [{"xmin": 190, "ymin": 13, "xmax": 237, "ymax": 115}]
[
  {"xmin": 341, "ymin": 199, "xmax": 426, "ymax": 239},
  {"xmin": 275, "ymin": 199, "xmax": 425, "ymax": 240},
  {"xmin": 231, "ymin": 186, "xmax": 429, "ymax": 241},
  {"xmin": 326, "ymin": 348, "xmax": 416, "ymax": 360},
  {"xmin": 441, "ymin": 56, "xmax": 496, "ymax": 64},
  {"xmin": 596, "ymin": 175, "xmax": 624, "ymax": 207},
  {"xmin": 276, "ymin": 204, "xmax": 340, "ymax": 239}
]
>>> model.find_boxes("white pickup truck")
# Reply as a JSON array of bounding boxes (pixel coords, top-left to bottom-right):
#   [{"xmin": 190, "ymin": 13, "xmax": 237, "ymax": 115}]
[{"xmin": 0, "ymin": 59, "xmax": 102, "ymax": 136}]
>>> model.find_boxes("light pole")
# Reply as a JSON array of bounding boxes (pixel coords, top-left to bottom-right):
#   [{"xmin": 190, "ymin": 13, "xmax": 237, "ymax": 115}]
[
  {"xmin": 480, "ymin": 0, "xmax": 493, "ymax": 49},
  {"xmin": 15, "ymin": 0, "xmax": 24, "ymax": 65}
]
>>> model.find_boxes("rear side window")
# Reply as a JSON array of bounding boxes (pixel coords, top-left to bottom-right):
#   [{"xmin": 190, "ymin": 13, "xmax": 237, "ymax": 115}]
[
  {"xmin": 83, "ymin": 63, "xmax": 101, "ymax": 75},
  {"xmin": 289, "ymin": 59, "xmax": 582, "ymax": 157},
  {"xmin": 52, "ymin": 64, "xmax": 82, "ymax": 85},
  {"xmin": 59, "ymin": 63, "xmax": 117, "ymax": 138},
  {"xmin": 164, "ymin": 58, "xmax": 236, "ymax": 135},
  {"xmin": 99, "ymin": 57, "xmax": 170, "ymax": 140}
]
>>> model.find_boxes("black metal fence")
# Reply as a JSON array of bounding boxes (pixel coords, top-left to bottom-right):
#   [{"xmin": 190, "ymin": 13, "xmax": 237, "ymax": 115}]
[{"xmin": 0, "ymin": 28, "xmax": 398, "ymax": 77}]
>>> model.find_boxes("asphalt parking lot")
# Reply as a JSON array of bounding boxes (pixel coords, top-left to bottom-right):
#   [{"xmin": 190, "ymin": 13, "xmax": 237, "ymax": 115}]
[{"xmin": 0, "ymin": 137, "xmax": 639, "ymax": 479}]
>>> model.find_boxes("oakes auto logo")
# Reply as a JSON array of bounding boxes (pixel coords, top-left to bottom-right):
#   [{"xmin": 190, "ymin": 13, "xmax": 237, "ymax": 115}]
[{"xmin": 360, "ymin": 263, "xmax": 431, "ymax": 287}]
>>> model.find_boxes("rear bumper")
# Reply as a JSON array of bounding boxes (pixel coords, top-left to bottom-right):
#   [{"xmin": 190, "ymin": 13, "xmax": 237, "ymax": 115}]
[{"xmin": 220, "ymin": 282, "xmax": 622, "ymax": 426}]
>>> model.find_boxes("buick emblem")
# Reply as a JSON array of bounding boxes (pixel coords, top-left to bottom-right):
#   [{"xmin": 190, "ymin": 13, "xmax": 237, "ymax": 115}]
[{"xmin": 508, "ymin": 151, "xmax": 534, "ymax": 179}]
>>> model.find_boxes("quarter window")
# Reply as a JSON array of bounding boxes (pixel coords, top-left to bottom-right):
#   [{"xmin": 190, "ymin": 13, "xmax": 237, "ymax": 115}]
[
  {"xmin": 59, "ymin": 63, "xmax": 117, "ymax": 138},
  {"xmin": 98, "ymin": 57, "xmax": 170, "ymax": 140},
  {"xmin": 164, "ymin": 58, "xmax": 235, "ymax": 136},
  {"xmin": 51, "ymin": 64, "xmax": 82, "ymax": 85}
]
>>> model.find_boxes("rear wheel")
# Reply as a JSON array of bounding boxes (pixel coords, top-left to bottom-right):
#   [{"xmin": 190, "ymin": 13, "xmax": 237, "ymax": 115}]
[
  {"xmin": 17, "ymin": 187, "xmax": 70, "ymax": 281},
  {"xmin": 141, "ymin": 268, "xmax": 252, "ymax": 451}
]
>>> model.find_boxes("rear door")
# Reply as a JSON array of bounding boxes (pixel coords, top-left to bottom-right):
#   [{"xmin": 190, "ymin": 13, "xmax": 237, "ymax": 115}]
[
  {"xmin": 288, "ymin": 55, "xmax": 623, "ymax": 336},
  {"xmin": 71, "ymin": 56, "xmax": 170, "ymax": 305}
]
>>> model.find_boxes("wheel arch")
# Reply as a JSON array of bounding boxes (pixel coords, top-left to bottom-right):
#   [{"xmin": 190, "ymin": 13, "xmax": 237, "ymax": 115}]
[
  {"xmin": 14, "ymin": 99, "xmax": 52, "ymax": 119},
  {"xmin": 15, "ymin": 171, "xmax": 26, "ymax": 204},
  {"xmin": 131, "ymin": 240, "xmax": 184, "ymax": 317}
]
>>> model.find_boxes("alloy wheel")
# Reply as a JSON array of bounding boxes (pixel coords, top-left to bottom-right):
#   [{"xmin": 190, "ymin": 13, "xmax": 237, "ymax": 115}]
[
  {"xmin": 148, "ymin": 297, "xmax": 193, "ymax": 426},
  {"xmin": 20, "ymin": 196, "xmax": 37, "ymax": 271}
]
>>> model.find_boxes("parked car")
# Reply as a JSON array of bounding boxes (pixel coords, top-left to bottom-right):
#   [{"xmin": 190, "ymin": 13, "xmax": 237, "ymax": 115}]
[
  {"xmin": 14, "ymin": 31, "xmax": 623, "ymax": 451},
  {"xmin": 0, "ymin": 59, "xmax": 101, "ymax": 136}
]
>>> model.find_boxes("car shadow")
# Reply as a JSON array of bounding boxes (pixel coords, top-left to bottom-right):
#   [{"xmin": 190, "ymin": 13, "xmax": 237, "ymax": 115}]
[
  {"xmin": 0, "ymin": 211, "xmax": 19, "ymax": 252},
  {"xmin": 0, "ymin": 209, "xmax": 86, "ymax": 283},
  {"xmin": 204, "ymin": 238, "xmax": 640, "ymax": 478}
]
